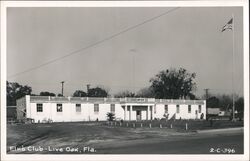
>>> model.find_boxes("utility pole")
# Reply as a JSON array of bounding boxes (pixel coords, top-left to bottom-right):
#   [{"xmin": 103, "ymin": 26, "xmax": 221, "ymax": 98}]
[
  {"xmin": 222, "ymin": 15, "xmax": 236, "ymax": 121},
  {"xmin": 130, "ymin": 49, "xmax": 136, "ymax": 95},
  {"xmin": 86, "ymin": 84, "xmax": 90, "ymax": 96},
  {"xmin": 204, "ymin": 88, "xmax": 209, "ymax": 100},
  {"xmin": 61, "ymin": 81, "xmax": 65, "ymax": 96},
  {"xmin": 232, "ymin": 13, "xmax": 235, "ymax": 121},
  {"xmin": 204, "ymin": 88, "xmax": 209, "ymax": 121}
]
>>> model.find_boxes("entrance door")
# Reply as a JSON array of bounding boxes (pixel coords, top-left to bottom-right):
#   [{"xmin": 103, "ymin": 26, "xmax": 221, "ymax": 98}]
[
  {"xmin": 136, "ymin": 110, "xmax": 141, "ymax": 121},
  {"xmin": 195, "ymin": 110, "xmax": 198, "ymax": 119}
]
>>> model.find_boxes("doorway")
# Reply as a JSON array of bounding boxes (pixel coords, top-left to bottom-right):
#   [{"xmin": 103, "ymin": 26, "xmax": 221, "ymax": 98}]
[
  {"xmin": 136, "ymin": 110, "xmax": 141, "ymax": 121},
  {"xmin": 195, "ymin": 110, "xmax": 198, "ymax": 119}
]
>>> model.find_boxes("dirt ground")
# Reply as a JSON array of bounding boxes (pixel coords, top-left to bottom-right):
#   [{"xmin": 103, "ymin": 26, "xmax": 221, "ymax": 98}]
[{"xmin": 6, "ymin": 121, "xmax": 243, "ymax": 154}]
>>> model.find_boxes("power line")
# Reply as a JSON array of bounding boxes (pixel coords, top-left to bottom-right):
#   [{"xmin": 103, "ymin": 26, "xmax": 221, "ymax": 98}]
[
  {"xmin": 8, "ymin": 7, "xmax": 180, "ymax": 79},
  {"xmin": 21, "ymin": 82, "xmax": 149, "ymax": 90}
]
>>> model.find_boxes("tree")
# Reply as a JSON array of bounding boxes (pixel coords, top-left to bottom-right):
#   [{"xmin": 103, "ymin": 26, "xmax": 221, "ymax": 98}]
[
  {"xmin": 136, "ymin": 87, "xmax": 154, "ymax": 98},
  {"xmin": 217, "ymin": 94, "xmax": 233, "ymax": 111},
  {"xmin": 57, "ymin": 94, "xmax": 63, "ymax": 97},
  {"xmin": 7, "ymin": 81, "xmax": 32, "ymax": 106},
  {"xmin": 150, "ymin": 68, "xmax": 196, "ymax": 99},
  {"xmin": 206, "ymin": 96, "xmax": 220, "ymax": 108},
  {"xmin": 106, "ymin": 112, "xmax": 115, "ymax": 121},
  {"xmin": 39, "ymin": 91, "xmax": 56, "ymax": 96},
  {"xmin": 88, "ymin": 87, "xmax": 108, "ymax": 97},
  {"xmin": 114, "ymin": 90, "xmax": 135, "ymax": 98},
  {"xmin": 188, "ymin": 93, "xmax": 196, "ymax": 100},
  {"xmin": 235, "ymin": 97, "xmax": 244, "ymax": 112},
  {"xmin": 235, "ymin": 97, "xmax": 244, "ymax": 120},
  {"xmin": 73, "ymin": 90, "xmax": 87, "ymax": 97}
]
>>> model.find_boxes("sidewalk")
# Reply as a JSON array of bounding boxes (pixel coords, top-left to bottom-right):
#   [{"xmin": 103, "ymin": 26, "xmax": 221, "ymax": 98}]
[{"xmin": 197, "ymin": 127, "xmax": 243, "ymax": 134}]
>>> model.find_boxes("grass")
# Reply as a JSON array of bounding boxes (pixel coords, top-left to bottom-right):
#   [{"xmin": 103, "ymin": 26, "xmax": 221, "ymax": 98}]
[
  {"xmin": 7, "ymin": 120, "xmax": 243, "ymax": 154},
  {"xmin": 105, "ymin": 119, "xmax": 243, "ymax": 131},
  {"xmin": 6, "ymin": 122, "xmax": 171, "ymax": 153}
]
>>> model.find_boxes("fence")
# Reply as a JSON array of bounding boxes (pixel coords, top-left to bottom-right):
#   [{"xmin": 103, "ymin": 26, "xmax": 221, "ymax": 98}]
[{"xmin": 104, "ymin": 119, "xmax": 243, "ymax": 131}]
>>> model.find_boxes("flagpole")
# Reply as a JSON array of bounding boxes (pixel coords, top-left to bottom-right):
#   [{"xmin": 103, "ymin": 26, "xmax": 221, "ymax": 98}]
[{"xmin": 232, "ymin": 13, "xmax": 235, "ymax": 121}]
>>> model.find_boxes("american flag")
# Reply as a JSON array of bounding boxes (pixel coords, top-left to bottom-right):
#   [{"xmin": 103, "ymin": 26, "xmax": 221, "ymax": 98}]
[{"xmin": 221, "ymin": 18, "xmax": 233, "ymax": 32}]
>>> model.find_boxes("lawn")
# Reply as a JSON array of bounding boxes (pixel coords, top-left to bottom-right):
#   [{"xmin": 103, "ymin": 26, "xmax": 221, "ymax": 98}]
[
  {"xmin": 7, "ymin": 120, "xmax": 243, "ymax": 154},
  {"xmin": 7, "ymin": 122, "xmax": 177, "ymax": 154},
  {"xmin": 105, "ymin": 119, "xmax": 243, "ymax": 131}
]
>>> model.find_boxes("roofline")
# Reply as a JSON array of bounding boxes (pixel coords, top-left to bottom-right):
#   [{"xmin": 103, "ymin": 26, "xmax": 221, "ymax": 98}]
[
  {"xmin": 27, "ymin": 95, "xmax": 205, "ymax": 100},
  {"xmin": 25, "ymin": 95, "xmax": 206, "ymax": 105},
  {"xmin": 16, "ymin": 95, "xmax": 27, "ymax": 102}
]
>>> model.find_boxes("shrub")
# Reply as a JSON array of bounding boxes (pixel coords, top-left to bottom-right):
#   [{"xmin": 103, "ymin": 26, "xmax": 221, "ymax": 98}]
[{"xmin": 106, "ymin": 112, "xmax": 115, "ymax": 121}]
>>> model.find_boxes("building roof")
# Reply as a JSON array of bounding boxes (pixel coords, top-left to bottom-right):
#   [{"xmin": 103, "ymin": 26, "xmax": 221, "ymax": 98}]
[{"xmin": 27, "ymin": 96, "xmax": 205, "ymax": 105}]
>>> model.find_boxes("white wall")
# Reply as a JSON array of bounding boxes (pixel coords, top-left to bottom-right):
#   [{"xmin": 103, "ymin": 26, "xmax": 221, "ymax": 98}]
[
  {"xmin": 154, "ymin": 103, "xmax": 206, "ymax": 120},
  {"xmin": 154, "ymin": 104, "xmax": 177, "ymax": 120},
  {"xmin": 30, "ymin": 103, "xmax": 50, "ymax": 122},
  {"xmin": 114, "ymin": 104, "xmax": 124, "ymax": 120},
  {"xmin": 29, "ymin": 102, "xmax": 126, "ymax": 123},
  {"xmin": 27, "ymin": 100, "xmax": 206, "ymax": 123},
  {"xmin": 16, "ymin": 97, "xmax": 26, "ymax": 120}
]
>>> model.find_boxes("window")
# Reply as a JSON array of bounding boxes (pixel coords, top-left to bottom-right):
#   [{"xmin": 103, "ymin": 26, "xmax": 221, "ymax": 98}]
[
  {"xmin": 198, "ymin": 105, "xmax": 202, "ymax": 113},
  {"xmin": 110, "ymin": 104, "xmax": 115, "ymax": 113},
  {"xmin": 76, "ymin": 104, "xmax": 81, "ymax": 113},
  {"xmin": 165, "ymin": 105, "xmax": 168, "ymax": 113},
  {"xmin": 188, "ymin": 105, "xmax": 191, "ymax": 113},
  {"xmin": 176, "ymin": 105, "xmax": 180, "ymax": 113},
  {"xmin": 57, "ymin": 104, "xmax": 63, "ymax": 112},
  {"xmin": 94, "ymin": 104, "xmax": 99, "ymax": 113},
  {"xmin": 37, "ymin": 104, "xmax": 43, "ymax": 112}
]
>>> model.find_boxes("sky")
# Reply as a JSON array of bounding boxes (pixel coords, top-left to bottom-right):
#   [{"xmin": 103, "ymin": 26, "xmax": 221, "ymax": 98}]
[{"xmin": 7, "ymin": 7, "xmax": 244, "ymax": 97}]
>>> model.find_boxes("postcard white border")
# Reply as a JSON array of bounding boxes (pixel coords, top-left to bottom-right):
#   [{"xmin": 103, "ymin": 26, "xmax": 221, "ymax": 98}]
[{"xmin": 1, "ymin": 1, "xmax": 249, "ymax": 161}]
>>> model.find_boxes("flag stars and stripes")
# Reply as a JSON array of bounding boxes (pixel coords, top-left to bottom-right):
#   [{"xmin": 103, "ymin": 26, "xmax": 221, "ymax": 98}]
[{"xmin": 221, "ymin": 18, "xmax": 233, "ymax": 32}]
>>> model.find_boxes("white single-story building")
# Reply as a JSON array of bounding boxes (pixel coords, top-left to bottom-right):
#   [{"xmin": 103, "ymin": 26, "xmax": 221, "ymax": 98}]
[{"xmin": 16, "ymin": 95, "xmax": 206, "ymax": 123}]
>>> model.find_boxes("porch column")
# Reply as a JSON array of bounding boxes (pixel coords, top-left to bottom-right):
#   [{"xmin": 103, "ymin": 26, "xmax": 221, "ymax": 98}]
[
  {"xmin": 124, "ymin": 106, "xmax": 127, "ymax": 120},
  {"xmin": 150, "ymin": 106, "xmax": 153, "ymax": 120},
  {"xmin": 129, "ymin": 105, "xmax": 132, "ymax": 121},
  {"xmin": 147, "ymin": 106, "xmax": 149, "ymax": 120},
  {"xmin": 152, "ymin": 105, "xmax": 154, "ymax": 120}
]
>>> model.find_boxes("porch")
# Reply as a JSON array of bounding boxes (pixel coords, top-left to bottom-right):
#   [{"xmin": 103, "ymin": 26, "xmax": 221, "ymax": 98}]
[{"xmin": 122, "ymin": 104, "xmax": 155, "ymax": 121}]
